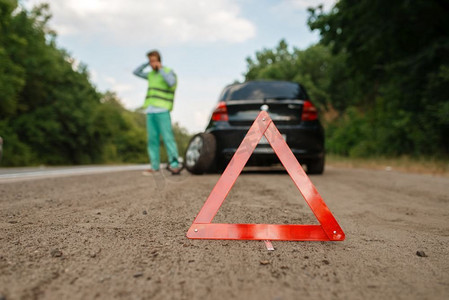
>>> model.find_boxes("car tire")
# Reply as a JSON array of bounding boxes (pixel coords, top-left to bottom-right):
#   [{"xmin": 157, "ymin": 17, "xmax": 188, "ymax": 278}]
[
  {"xmin": 185, "ymin": 133, "xmax": 216, "ymax": 175},
  {"xmin": 307, "ymin": 157, "xmax": 325, "ymax": 175}
]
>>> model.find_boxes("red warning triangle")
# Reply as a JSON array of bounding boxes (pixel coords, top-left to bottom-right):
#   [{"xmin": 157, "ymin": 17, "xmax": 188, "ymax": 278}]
[{"xmin": 187, "ymin": 111, "xmax": 345, "ymax": 241}]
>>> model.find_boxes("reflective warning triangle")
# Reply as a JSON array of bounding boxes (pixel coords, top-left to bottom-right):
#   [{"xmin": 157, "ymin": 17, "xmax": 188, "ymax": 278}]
[{"xmin": 187, "ymin": 111, "xmax": 345, "ymax": 241}]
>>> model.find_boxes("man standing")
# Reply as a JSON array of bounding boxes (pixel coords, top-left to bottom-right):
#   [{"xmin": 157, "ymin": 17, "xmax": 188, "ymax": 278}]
[{"xmin": 133, "ymin": 50, "xmax": 181, "ymax": 175}]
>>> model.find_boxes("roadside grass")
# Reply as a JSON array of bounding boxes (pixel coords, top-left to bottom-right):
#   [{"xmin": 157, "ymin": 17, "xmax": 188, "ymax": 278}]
[{"xmin": 326, "ymin": 154, "xmax": 449, "ymax": 177}]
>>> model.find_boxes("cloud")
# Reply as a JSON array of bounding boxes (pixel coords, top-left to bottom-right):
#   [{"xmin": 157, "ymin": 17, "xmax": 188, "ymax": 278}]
[
  {"xmin": 23, "ymin": 0, "xmax": 256, "ymax": 45},
  {"xmin": 280, "ymin": 0, "xmax": 337, "ymax": 11}
]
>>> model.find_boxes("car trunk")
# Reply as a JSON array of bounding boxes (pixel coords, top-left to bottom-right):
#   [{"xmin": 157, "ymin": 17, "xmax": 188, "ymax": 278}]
[{"xmin": 225, "ymin": 99, "xmax": 304, "ymax": 126}]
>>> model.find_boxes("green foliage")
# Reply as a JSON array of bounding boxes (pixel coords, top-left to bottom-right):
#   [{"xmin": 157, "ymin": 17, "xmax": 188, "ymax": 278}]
[
  {"xmin": 0, "ymin": 2, "xmax": 191, "ymax": 166},
  {"xmin": 247, "ymin": 41, "xmax": 338, "ymax": 110},
  {"xmin": 92, "ymin": 92, "xmax": 148, "ymax": 164},
  {"xmin": 244, "ymin": 0, "xmax": 449, "ymax": 158},
  {"xmin": 307, "ymin": 0, "xmax": 449, "ymax": 157},
  {"xmin": 0, "ymin": 0, "xmax": 26, "ymax": 117}
]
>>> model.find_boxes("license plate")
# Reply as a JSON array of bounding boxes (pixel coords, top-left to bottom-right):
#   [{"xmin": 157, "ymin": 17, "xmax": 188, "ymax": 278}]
[{"xmin": 258, "ymin": 134, "xmax": 286, "ymax": 145}]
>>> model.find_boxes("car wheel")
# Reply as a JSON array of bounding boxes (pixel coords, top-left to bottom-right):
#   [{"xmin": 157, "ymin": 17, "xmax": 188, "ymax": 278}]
[
  {"xmin": 307, "ymin": 157, "xmax": 324, "ymax": 174},
  {"xmin": 185, "ymin": 133, "xmax": 216, "ymax": 174}
]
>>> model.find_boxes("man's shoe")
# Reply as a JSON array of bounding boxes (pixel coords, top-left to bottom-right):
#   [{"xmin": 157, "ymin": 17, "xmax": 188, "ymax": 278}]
[
  {"xmin": 142, "ymin": 169, "xmax": 159, "ymax": 176},
  {"xmin": 167, "ymin": 166, "xmax": 182, "ymax": 175}
]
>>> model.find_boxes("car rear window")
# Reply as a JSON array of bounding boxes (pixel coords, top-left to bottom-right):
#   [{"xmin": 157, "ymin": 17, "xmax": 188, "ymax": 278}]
[{"xmin": 219, "ymin": 81, "xmax": 307, "ymax": 101}]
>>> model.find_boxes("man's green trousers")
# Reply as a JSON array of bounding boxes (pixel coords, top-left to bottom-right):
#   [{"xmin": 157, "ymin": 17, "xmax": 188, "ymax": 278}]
[{"xmin": 146, "ymin": 112, "xmax": 179, "ymax": 170}]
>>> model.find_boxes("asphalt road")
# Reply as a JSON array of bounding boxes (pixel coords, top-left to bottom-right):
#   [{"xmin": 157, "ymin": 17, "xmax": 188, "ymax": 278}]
[
  {"xmin": 0, "ymin": 164, "xmax": 152, "ymax": 181},
  {"xmin": 0, "ymin": 165, "xmax": 448, "ymax": 299}
]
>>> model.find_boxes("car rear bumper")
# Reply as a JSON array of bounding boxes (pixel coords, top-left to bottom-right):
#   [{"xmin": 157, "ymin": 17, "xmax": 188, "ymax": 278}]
[{"xmin": 208, "ymin": 122, "xmax": 324, "ymax": 165}]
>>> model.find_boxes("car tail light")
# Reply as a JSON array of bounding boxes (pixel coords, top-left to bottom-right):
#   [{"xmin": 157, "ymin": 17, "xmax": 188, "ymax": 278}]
[
  {"xmin": 301, "ymin": 100, "xmax": 318, "ymax": 121},
  {"xmin": 212, "ymin": 101, "xmax": 229, "ymax": 121}
]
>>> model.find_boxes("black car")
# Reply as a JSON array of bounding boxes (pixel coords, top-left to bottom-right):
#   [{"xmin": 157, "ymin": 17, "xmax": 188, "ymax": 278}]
[{"xmin": 185, "ymin": 80, "xmax": 325, "ymax": 174}]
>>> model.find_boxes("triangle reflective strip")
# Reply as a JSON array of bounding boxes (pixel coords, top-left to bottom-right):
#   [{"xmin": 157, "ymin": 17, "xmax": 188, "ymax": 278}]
[{"xmin": 187, "ymin": 111, "xmax": 345, "ymax": 241}]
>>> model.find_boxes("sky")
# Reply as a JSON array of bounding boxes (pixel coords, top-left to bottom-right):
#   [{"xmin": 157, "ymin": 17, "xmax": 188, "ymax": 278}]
[{"xmin": 23, "ymin": 0, "xmax": 336, "ymax": 133}]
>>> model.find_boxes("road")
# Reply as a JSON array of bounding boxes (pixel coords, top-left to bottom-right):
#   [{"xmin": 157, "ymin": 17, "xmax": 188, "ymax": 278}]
[
  {"xmin": 0, "ymin": 164, "xmax": 151, "ymax": 181},
  {"xmin": 0, "ymin": 166, "xmax": 448, "ymax": 299}
]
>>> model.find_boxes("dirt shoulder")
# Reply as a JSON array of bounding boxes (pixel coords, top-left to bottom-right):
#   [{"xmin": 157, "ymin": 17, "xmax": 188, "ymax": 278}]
[{"xmin": 0, "ymin": 166, "xmax": 448, "ymax": 299}]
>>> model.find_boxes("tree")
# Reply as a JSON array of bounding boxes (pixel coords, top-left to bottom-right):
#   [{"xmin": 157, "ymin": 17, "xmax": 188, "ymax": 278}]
[
  {"xmin": 0, "ymin": 2, "xmax": 191, "ymax": 166},
  {"xmin": 0, "ymin": 0, "xmax": 26, "ymax": 117},
  {"xmin": 245, "ymin": 40, "xmax": 353, "ymax": 112},
  {"xmin": 308, "ymin": 0, "xmax": 449, "ymax": 156}
]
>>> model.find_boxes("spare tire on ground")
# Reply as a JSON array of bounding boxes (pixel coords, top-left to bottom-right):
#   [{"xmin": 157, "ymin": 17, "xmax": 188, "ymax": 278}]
[{"xmin": 184, "ymin": 133, "xmax": 216, "ymax": 175}]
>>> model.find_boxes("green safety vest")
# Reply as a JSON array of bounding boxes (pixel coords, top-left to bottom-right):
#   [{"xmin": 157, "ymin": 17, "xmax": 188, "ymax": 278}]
[{"xmin": 144, "ymin": 67, "xmax": 177, "ymax": 111}]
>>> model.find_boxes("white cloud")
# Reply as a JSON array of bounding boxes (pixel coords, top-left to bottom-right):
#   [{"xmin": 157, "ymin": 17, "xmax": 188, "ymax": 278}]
[
  {"xmin": 280, "ymin": 0, "xmax": 337, "ymax": 11},
  {"xmin": 23, "ymin": 0, "xmax": 256, "ymax": 45}
]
